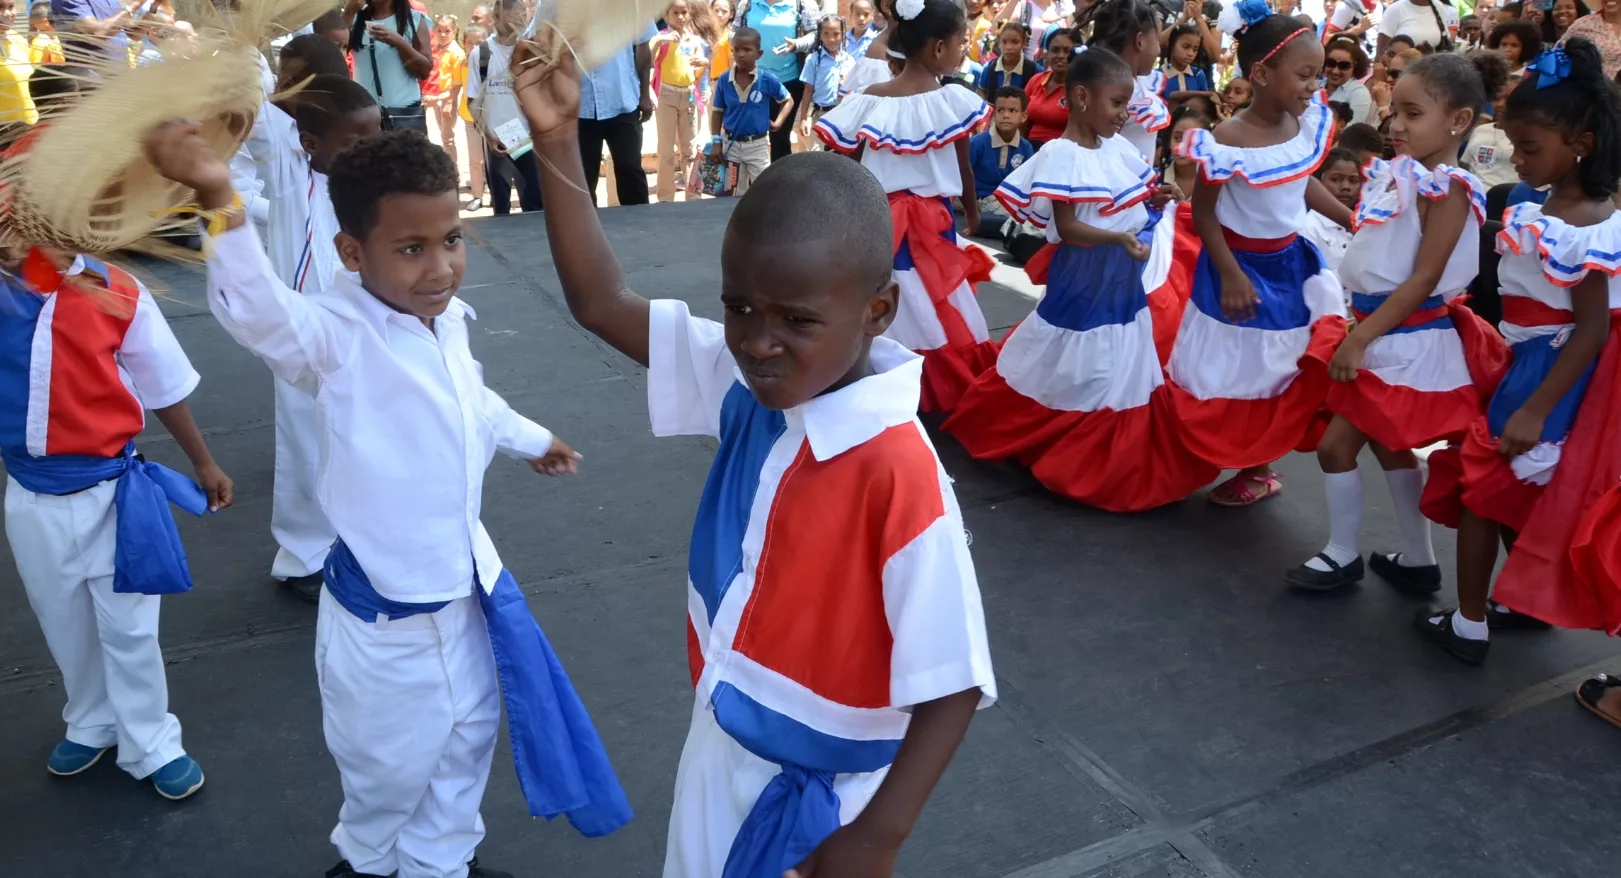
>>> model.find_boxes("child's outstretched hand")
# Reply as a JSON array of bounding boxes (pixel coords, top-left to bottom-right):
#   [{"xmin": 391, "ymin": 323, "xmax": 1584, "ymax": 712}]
[
  {"xmin": 195, "ymin": 460, "xmax": 234, "ymax": 512},
  {"xmin": 512, "ymin": 26, "xmax": 581, "ymax": 140},
  {"xmin": 530, "ymin": 436, "xmax": 583, "ymax": 476},
  {"xmin": 785, "ymin": 820, "xmax": 899, "ymax": 878},
  {"xmin": 143, "ymin": 120, "xmax": 232, "ymax": 198}
]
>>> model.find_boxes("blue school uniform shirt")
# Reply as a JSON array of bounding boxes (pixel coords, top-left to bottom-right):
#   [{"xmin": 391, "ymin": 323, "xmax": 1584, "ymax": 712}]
[
  {"xmin": 714, "ymin": 68, "xmax": 791, "ymax": 137},
  {"xmin": 968, "ymin": 129, "xmax": 1035, "ymax": 200},
  {"xmin": 580, "ymin": 23, "xmax": 660, "ymax": 120},
  {"xmin": 976, "ymin": 56, "xmax": 1040, "ymax": 94},
  {"xmin": 1160, "ymin": 65, "xmax": 1211, "ymax": 95},
  {"xmin": 845, "ymin": 27, "xmax": 877, "ymax": 58},
  {"xmin": 800, "ymin": 46, "xmax": 854, "ymax": 108}
]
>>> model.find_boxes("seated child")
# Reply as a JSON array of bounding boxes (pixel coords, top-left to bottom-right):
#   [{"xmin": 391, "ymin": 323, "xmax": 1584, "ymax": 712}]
[
  {"xmin": 976, "ymin": 20, "xmax": 1041, "ymax": 99},
  {"xmin": 1336, "ymin": 121, "xmax": 1386, "ymax": 167},
  {"xmin": 709, "ymin": 27, "xmax": 793, "ymax": 195},
  {"xmin": 143, "ymin": 125, "xmax": 629, "ymax": 878},
  {"xmin": 1303, "ymin": 147, "xmax": 1360, "ymax": 275},
  {"xmin": 967, "ymin": 86, "xmax": 1035, "ymax": 237},
  {"xmin": 519, "ymin": 38, "xmax": 996, "ymax": 878},
  {"xmin": 1161, "ymin": 24, "xmax": 1215, "ymax": 105},
  {"xmin": 1461, "ymin": 74, "xmax": 1519, "ymax": 188},
  {"xmin": 0, "ymin": 222, "xmax": 232, "ymax": 800}
]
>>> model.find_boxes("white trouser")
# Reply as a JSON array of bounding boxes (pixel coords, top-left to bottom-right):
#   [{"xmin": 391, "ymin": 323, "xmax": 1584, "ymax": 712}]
[
  {"xmin": 662, "ymin": 695, "xmax": 890, "ymax": 878},
  {"xmin": 271, "ymin": 375, "xmax": 335, "ymax": 579},
  {"xmin": 5, "ymin": 475, "xmax": 185, "ymax": 778},
  {"xmin": 316, "ymin": 588, "xmax": 500, "ymax": 878},
  {"xmin": 726, "ymin": 137, "xmax": 771, "ymax": 197}
]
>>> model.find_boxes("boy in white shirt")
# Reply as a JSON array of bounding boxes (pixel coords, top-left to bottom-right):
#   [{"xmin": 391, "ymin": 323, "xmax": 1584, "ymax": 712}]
[
  {"xmin": 1461, "ymin": 75, "xmax": 1519, "ymax": 188},
  {"xmin": 142, "ymin": 126, "xmax": 630, "ymax": 878},
  {"xmin": 1303, "ymin": 147, "xmax": 1360, "ymax": 276}
]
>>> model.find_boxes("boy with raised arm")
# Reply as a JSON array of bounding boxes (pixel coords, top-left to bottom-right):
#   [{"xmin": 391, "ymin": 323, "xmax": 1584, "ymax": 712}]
[{"xmin": 513, "ymin": 37, "xmax": 996, "ymax": 878}]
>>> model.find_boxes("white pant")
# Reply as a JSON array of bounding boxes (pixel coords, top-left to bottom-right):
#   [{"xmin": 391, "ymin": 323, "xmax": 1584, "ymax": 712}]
[
  {"xmin": 662, "ymin": 696, "xmax": 889, "ymax": 878},
  {"xmin": 271, "ymin": 375, "xmax": 335, "ymax": 579},
  {"xmin": 316, "ymin": 588, "xmax": 500, "ymax": 878},
  {"xmin": 5, "ymin": 475, "xmax": 185, "ymax": 778},
  {"xmin": 726, "ymin": 137, "xmax": 771, "ymax": 197}
]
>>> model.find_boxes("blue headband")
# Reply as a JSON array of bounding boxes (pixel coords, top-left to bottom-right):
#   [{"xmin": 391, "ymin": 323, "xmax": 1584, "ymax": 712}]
[{"xmin": 1530, "ymin": 47, "xmax": 1572, "ymax": 89}]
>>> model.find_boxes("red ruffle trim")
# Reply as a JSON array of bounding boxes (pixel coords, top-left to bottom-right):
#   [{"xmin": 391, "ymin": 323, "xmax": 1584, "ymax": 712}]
[
  {"xmin": 1164, "ymin": 316, "xmax": 1344, "ymax": 469},
  {"xmin": 1419, "ymin": 418, "xmax": 1544, "ymax": 533},
  {"xmin": 1494, "ymin": 318, "xmax": 1621, "ymax": 633},
  {"xmin": 1328, "ymin": 377, "xmax": 1478, "ymax": 452},
  {"xmin": 942, "ymin": 373, "xmax": 1220, "ymax": 512},
  {"xmin": 919, "ymin": 340, "xmax": 999, "ymax": 414}
]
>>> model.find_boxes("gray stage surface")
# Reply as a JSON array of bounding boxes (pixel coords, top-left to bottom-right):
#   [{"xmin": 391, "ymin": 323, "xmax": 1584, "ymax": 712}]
[{"xmin": 2, "ymin": 199, "xmax": 1619, "ymax": 878}]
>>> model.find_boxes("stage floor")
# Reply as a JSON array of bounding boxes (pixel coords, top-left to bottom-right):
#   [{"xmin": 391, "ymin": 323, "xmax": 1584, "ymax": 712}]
[{"xmin": 2, "ymin": 199, "xmax": 1617, "ymax": 878}]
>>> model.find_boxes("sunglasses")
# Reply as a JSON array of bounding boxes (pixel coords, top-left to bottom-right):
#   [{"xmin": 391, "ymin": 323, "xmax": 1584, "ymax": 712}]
[
  {"xmin": 1325, "ymin": 59, "xmax": 1355, "ymax": 71},
  {"xmin": 1387, "ymin": 68, "xmax": 1402, "ymax": 80}
]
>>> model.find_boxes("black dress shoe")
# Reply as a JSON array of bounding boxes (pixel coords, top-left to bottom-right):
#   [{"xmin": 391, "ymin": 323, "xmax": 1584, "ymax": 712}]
[
  {"xmin": 324, "ymin": 862, "xmax": 390, "ymax": 878},
  {"xmin": 1415, "ymin": 608, "xmax": 1490, "ymax": 666},
  {"xmin": 1370, "ymin": 551, "xmax": 1442, "ymax": 596},
  {"xmin": 468, "ymin": 858, "xmax": 515, "ymax": 878},
  {"xmin": 284, "ymin": 573, "xmax": 322, "ymax": 605},
  {"xmin": 1285, "ymin": 553, "xmax": 1365, "ymax": 591},
  {"xmin": 1486, "ymin": 599, "xmax": 1553, "ymax": 631}
]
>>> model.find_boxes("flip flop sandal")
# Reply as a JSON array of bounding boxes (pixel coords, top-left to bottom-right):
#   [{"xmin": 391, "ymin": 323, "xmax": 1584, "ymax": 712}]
[
  {"xmin": 1575, "ymin": 674, "xmax": 1621, "ymax": 731},
  {"xmin": 1208, "ymin": 472, "xmax": 1283, "ymax": 508}
]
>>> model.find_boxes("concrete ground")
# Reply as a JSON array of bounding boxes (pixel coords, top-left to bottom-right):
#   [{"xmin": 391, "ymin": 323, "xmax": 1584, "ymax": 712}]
[{"xmin": 2, "ymin": 199, "xmax": 1620, "ymax": 878}]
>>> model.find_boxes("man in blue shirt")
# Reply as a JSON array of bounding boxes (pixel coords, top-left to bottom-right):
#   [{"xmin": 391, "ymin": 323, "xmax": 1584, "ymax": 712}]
[
  {"xmin": 709, "ymin": 28, "xmax": 794, "ymax": 195},
  {"xmin": 578, "ymin": 23, "xmax": 657, "ymax": 206},
  {"xmin": 966, "ymin": 87, "xmax": 1035, "ymax": 237},
  {"xmin": 50, "ymin": 0, "xmax": 130, "ymax": 57}
]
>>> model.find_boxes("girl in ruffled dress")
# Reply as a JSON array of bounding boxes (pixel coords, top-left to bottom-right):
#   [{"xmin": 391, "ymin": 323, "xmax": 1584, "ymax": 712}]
[
  {"xmin": 1075, "ymin": 0, "xmax": 1167, "ymax": 164},
  {"xmin": 1166, "ymin": 0, "xmax": 1354, "ymax": 506},
  {"xmin": 1418, "ymin": 40, "xmax": 1621, "ymax": 667},
  {"xmin": 815, "ymin": 0, "xmax": 997, "ymax": 412},
  {"xmin": 1285, "ymin": 51, "xmax": 1511, "ymax": 592},
  {"xmin": 942, "ymin": 48, "xmax": 1219, "ymax": 512}
]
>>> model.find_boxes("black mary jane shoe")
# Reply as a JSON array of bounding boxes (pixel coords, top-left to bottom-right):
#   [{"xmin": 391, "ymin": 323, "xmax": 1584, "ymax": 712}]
[
  {"xmin": 1576, "ymin": 674, "xmax": 1621, "ymax": 731},
  {"xmin": 1485, "ymin": 599, "xmax": 1553, "ymax": 631},
  {"xmin": 1285, "ymin": 553, "xmax": 1365, "ymax": 592},
  {"xmin": 284, "ymin": 573, "xmax": 323, "ymax": 605},
  {"xmin": 324, "ymin": 862, "xmax": 390, "ymax": 878},
  {"xmin": 467, "ymin": 858, "xmax": 515, "ymax": 878},
  {"xmin": 1415, "ymin": 607, "xmax": 1490, "ymax": 667},
  {"xmin": 1369, "ymin": 551, "xmax": 1442, "ymax": 597}
]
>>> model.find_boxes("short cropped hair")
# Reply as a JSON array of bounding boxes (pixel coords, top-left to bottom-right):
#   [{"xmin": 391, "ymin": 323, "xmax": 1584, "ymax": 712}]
[
  {"xmin": 729, "ymin": 152, "xmax": 892, "ymax": 287},
  {"xmin": 993, "ymin": 85, "xmax": 1029, "ymax": 108},
  {"xmin": 281, "ymin": 32, "xmax": 351, "ymax": 79},
  {"xmin": 293, "ymin": 74, "xmax": 377, "ymax": 137},
  {"xmin": 328, "ymin": 131, "xmax": 458, "ymax": 238}
]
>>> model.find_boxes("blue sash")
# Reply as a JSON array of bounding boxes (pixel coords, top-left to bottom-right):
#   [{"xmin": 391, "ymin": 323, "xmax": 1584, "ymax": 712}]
[
  {"xmin": 721, "ymin": 764, "xmax": 841, "ymax": 878},
  {"xmin": 322, "ymin": 540, "xmax": 633, "ymax": 836},
  {"xmin": 2, "ymin": 443, "xmax": 208, "ymax": 595}
]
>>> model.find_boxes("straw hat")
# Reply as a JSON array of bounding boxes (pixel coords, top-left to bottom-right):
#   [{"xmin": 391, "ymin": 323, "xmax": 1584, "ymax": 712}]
[
  {"xmin": 532, "ymin": 0, "xmax": 662, "ymax": 69},
  {"xmin": 0, "ymin": 33, "xmax": 262, "ymax": 257}
]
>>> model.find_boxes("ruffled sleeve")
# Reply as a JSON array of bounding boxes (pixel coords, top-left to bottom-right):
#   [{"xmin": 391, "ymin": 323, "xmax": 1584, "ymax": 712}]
[
  {"xmin": 993, "ymin": 136, "xmax": 1156, "ymax": 228},
  {"xmin": 1176, "ymin": 93, "xmax": 1335, "ymax": 188},
  {"xmin": 814, "ymin": 85, "xmax": 991, "ymax": 155},
  {"xmin": 1497, "ymin": 203, "xmax": 1621, "ymax": 288},
  {"xmin": 843, "ymin": 56, "xmax": 892, "ymax": 96},
  {"xmin": 1353, "ymin": 155, "xmax": 1488, "ymax": 230},
  {"xmin": 1129, "ymin": 72, "xmax": 1169, "ymax": 134}
]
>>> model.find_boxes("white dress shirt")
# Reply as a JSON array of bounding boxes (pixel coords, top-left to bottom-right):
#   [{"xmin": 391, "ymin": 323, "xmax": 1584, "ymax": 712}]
[
  {"xmin": 205, "ymin": 224, "xmax": 556, "ymax": 602},
  {"xmin": 249, "ymin": 103, "xmax": 341, "ymax": 295}
]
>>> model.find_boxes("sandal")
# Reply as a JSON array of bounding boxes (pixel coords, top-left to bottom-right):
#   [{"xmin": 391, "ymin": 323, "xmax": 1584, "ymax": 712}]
[
  {"xmin": 1208, "ymin": 472, "xmax": 1283, "ymax": 507},
  {"xmin": 1576, "ymin": 674, "xmax": 1621, "ymax": 730}
]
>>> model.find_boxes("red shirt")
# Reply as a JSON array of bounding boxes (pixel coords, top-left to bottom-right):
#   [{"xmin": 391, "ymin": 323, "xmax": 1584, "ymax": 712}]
[{"xmin": 1025, "ymin": 71, "xmax": 1069, "ymax": 144}]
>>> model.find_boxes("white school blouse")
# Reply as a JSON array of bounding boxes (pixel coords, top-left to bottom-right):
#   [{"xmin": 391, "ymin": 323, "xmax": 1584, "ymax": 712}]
[{"xmin": 205, "ymin": 225, "xmax": 556, "ymax": 602}]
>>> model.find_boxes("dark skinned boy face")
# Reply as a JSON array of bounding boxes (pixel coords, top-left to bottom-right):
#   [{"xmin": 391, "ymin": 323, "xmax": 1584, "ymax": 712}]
[
  {"xmin": 300, "ymin": 106, "xmax": 385, "ymax": 175},
  {"xmin": 335, "ymin": 190, "xmax": 466, "ymax": 319},
  {"xmin": 719, "ymin": 230, "xmax": 898, "ymax": 411}
]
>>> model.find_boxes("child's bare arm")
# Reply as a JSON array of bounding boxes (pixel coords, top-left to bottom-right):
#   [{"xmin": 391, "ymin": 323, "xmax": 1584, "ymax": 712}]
[
  {"xmin": 515, "ymin": 37, "xmax": 651, "ymax": 366},
  {"xmin": 152, "ymin": 400, "xmax": 234, "ymax": 511},
  {"xmin": 787, "ymin": 689, "xmax": 980, "ymax": 877}
]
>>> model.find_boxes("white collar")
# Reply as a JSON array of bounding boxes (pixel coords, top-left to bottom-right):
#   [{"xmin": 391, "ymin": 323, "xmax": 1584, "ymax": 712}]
[
  {"xmin": 328, "ymin": 269, "xmax": 475, "ymax": 336},
  {"xmin": 771, "ymin": 337, "xmax": 923, "ymax": 462}
]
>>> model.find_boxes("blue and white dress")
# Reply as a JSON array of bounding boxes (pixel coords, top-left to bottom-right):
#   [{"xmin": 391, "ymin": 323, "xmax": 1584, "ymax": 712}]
[{"xmin": 1167, "ymin": 94, "xmax": 1346, "ymax": 469}]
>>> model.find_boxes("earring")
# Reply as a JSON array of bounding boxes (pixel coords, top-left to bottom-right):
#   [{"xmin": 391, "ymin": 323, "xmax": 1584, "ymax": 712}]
[
  {"xmin": 1450, "ymin": 129, "xmax": 1458, "ymax": 135},
  {"xmin": 1080, "ymin": 102, "xmax": 1087, "ymax": 111}
]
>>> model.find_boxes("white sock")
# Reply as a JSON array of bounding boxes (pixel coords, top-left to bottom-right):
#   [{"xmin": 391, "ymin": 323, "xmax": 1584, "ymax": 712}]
[
  {"xmin": 1450, "ymin": 609, "xmax": 1489, "ymax": 641},
  {"xmin": 1383, "ymin": 466, "xmax": 1437, "ymax": 567},
  {"xmin": 1306, "ymin": 470, "xmax": 1364, "ymax": 571}
]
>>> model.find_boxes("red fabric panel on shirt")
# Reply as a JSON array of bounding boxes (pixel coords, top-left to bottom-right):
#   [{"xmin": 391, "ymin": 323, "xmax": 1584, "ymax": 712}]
[
  {"xmin": 732, "ymin": 424, "xmax": 946, "ymax": 709},
  {"xmin": 1025, "ymin": 72, "xmax": 1069, "ymax": 143},
  {"xmin": 46, "ymin": 270, "xmax": 141, "ymax": 457}
]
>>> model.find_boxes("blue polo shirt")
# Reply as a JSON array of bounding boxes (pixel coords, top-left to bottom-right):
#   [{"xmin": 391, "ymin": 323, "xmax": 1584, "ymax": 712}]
[
  {"xmin": 51, "ymin": 0, "xmax": 128, "ymax": 55},
  {"xmin": 1160, "ymin": 66, "xmax": 1211, "ymax": 95},
  {"xmin": 715, "ymin": 69, "xmax": 791, "ymax": 137},
  {"xmin": 801, "ymin": 46, "xmax": 854, "ymax": 108},
  {"xmin": 977, "ymin": 56, "xmax": 1040, "ymax": 94},
  {"xmin": 741, "ymin": 0, "xmax": 802, "ymax": 83},
  {"xmin": 968, "ymin": 130, "xmax": 1036, "ymax": 199}
]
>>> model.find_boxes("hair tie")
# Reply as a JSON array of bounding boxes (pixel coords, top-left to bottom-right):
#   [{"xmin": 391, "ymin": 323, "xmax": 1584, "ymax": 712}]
[
  {"xmin": 1530, "ymin": 47, "xmax": 1572, "ymax": 89},
  {"xmin": 895, "ymin": 0, "xmax": 924, "ymax": 20},
  {"xmin": 1255, "ymin": 27, "xmax": 1310, "ymax": 67}
]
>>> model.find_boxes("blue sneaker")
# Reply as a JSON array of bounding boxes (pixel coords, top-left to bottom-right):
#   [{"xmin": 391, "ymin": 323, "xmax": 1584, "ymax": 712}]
[
  {"xmin": 150, "ymin": 755, "xmax": 204, "ymax": 800},
  {"xmin": 46, "ymin": 740, "xmax": 109, "ymax": 776}
]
